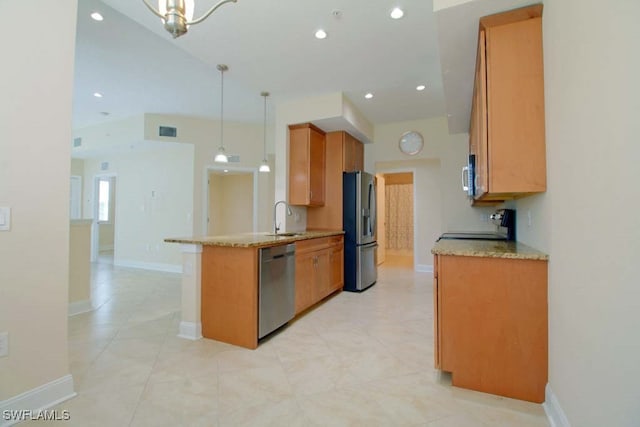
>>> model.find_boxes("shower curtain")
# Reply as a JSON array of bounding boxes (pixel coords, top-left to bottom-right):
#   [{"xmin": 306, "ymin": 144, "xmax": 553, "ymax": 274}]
[{"xmin": 385, "ymin": 183, "xmax": 413, "ymax": 250}]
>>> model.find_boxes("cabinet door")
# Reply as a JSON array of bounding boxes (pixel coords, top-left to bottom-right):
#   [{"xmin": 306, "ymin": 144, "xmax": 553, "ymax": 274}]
[
  {"xmin": 474, "ymin": 30, "xmax": 489, "ymax": 199},
  {"xmin": 438, "ymin": 255, "xmax": 547, "ymax": 403},
  {"xmin": 314, "ymin": 250, "xmax": 331, "ymax": 301},
  {"xmin": 485, "ymin": 17, "xmax": 546, "ymax": 194},
  {"xmin": 309, "ymin": 128, "xmax": 326, "ymax": 206},
  {"xmin": 343, "ymin": 133, "xmax": 364, "ymax": 172},
  {"xmin": 433, "ymin": 255, "xmax": 441, "ymax": 369},
  {"xmin": 329, "ymin": 244, "xmax": 344, "ymax": 294},
  {"xmin": 342, "ymin": 133, "xmax": 354, "ymax": 172},
  {"xmin": 289, "ymin": 124, "xmax": 326, "ymax": 206},
  {"xmin": 294, "ymin": 251, "xmax": 315, "ymax": 314},
  {"xmin": 289, "ymin": 126, "xmax": 311, "ymax": 205}
]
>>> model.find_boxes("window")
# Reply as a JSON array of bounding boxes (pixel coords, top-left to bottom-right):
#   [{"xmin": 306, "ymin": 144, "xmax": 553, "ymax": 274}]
[{"xmin": 98, "ymin": 178, "xmax": 111, "ymax": 222}]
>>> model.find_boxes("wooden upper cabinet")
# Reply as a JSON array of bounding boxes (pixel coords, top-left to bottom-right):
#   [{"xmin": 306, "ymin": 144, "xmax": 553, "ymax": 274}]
[
  {"xmin": 288, "ymin": 123, "xmax": 326, "ymax": 206},
  {"xmin": 307, "ymin": 131, "xmax": 364, "ymax": 230},
  {"xmin": 343, "ymin": 132, "xmax": 364, "ymax": 172},
  {"xmin": 471, "ymin": 4, "xmax": 546, "ymax": 202}
]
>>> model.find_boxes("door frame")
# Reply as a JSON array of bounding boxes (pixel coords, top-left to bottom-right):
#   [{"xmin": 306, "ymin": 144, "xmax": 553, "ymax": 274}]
[
  {"xmin": 91, "ymin": 173, "xmax": 117, "ymax": 262},
  {"xmin": 374, "ymin": 167, "xmax": 418, "ymax": 270},
  {"xmin": 70, "ymin": 175, "xmax": 82, "ymax": 220},
  {"xmin": 203, "ymin": 165, "xmax": 259, "ymax": 235}
]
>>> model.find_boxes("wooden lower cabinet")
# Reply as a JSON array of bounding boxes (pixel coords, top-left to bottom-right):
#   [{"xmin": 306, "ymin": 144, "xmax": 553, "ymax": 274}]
[
  {"xmin": 201, "ymin": 246, "xmax": 259, "ymax": 349},
  {"xmin": 329, "ymin": 243, "xmax": 344, "ymax": 295},
  {"xmin": 295, "ymin": 236, "xmax": 344, "ymax": 314},
  {"xmin": 434, "ymin": 254, "xmax": 548, "ymax": 403}
]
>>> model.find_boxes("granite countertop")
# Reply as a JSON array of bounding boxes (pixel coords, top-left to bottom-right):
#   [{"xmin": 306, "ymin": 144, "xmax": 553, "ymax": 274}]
[
  {"xmin": 431, "ymin": 239, "xmax": 548, "ymax": 260},
  {"xmin": 165, "ymin": 230, "xmax": 344, "ymax": 248}
]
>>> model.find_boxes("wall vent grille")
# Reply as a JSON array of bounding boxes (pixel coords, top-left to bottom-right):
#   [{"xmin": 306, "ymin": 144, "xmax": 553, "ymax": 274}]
[{"xmin": 159, "ymin": 126, "xmax": 177, "ymax": 137}]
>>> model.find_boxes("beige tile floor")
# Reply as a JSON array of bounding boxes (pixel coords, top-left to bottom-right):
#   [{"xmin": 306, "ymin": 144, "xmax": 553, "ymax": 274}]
[{"xmin": 24, "ymin": 258, "xmax": 549, "ymax": 426}]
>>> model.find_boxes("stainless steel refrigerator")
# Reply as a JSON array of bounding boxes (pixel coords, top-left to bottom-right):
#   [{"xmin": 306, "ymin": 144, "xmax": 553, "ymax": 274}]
[{"xmin": 343, "ymin": 171, "xmax": 378, "ymax": 292}]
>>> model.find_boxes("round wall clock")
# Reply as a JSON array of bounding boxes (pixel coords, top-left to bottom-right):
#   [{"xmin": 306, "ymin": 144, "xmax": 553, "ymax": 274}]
[{"xmin": 398, "ymin": 131, "xmax": 424, "ymax": 155}]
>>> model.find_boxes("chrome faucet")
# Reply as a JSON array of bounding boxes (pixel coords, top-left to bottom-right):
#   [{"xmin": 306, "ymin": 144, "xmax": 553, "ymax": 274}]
[{"xmin": 273, "ymin": 200, "xmax": 292, "ymax": 234}]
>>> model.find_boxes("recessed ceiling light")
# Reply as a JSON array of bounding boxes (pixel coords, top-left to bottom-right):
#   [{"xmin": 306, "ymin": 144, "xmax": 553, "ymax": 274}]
[
  {"xmin": 315, "ymin": 29, "xmax": 327, "ymax": 39},
  {"xmin": 93, "ymin": 92, "xmax": 103, "ymax": 98},
  {"xmin": 90, "ymin": 12, "xmax": 104, "ymax": 21},
  {"xmin": 416, "ymin": 85, "xmax": 426, "ymax": 91},
  {"xmin": 365, "ymin": 93, "xmax": 374, "ymax": 99},
  {"xmin": 390, "ymin": 7, "xmax": 404, "ymax": 19}
]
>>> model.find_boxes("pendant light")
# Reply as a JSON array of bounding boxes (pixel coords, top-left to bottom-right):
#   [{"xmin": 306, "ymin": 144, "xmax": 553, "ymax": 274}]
[
  {"xmin": 142, "ymin": 0, "xmax": 238, "ymax": 39},
  {"xmin": 214, "ymin": 64, "xmax": 229, "ymax": 163},
  {"xmin": 259, "ymin": 91, "xmax": 271, "ymax": 173}
]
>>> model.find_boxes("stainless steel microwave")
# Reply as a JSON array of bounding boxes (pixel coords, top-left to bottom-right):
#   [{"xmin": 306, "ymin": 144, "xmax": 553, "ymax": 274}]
[{"xmin": 462, "ymin": 154, "xmax": 475, "ymax": 197}]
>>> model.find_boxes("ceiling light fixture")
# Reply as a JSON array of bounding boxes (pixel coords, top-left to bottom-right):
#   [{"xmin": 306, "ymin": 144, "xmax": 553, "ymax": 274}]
[
  {"xmin": 390, "ymin": 7, "xmax": 404, "ymax": 19},
  {"xmin": 142, "ymin": 0, "xmax": 238, "ymax": 38},
  {"xmin": 365, "ymin": 93, "xmax": 374, "ymax": 99},
  {"xmin": 259, "ymin": 92, "xmax": 271, "ymax": 173},
  {"xmin": 315, "ymin": 29, "xmax": 328, "ymax": 39},
  {"xmin": 214, "ymin": 64, "xmax": 229, "ymax": 163},
  {"xmin": 93, "ymin": 92, "xmax": 103, "ymax": 98},
  {"xmin": 90, "ymin": 12, "xmax": 104, "ymax": 21},
  {"xmin": 416, "ymin": 85, "xmax": 426, "ymax": 91}
]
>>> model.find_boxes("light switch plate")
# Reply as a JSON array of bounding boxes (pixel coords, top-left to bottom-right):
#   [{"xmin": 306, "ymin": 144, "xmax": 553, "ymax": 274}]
[{"xmin": 0, "ymin": 207, "xmax": 10, "ymax": 231}]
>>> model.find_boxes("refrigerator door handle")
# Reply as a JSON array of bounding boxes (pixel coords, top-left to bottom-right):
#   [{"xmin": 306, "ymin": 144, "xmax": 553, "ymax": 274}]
[
  {"xmin": 370, "ymin": 181, "xmax": 376, "ymax": 238},
  {"xmin": 367, "ymin": 181, "xmax": 374, "ymax": 237}
]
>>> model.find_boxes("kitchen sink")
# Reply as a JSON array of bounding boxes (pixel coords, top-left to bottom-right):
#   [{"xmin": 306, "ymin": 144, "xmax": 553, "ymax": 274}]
[{"xmin": 265, "ymin": 232, "xmax": 302, "ymax": 237}]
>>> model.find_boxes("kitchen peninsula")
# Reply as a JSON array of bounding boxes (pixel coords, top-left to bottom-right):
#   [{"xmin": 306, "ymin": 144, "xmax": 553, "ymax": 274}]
[{"xmin": 165, "ymin": 231, "xmax": 344, "ymax": 349}]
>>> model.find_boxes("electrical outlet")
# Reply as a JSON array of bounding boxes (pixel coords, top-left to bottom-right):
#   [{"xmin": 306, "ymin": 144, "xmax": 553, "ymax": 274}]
[
  {"xmin": 0, "ymin": 332, "xmax": 8, "ymax": 357},
  {"xmin": 527, "ymin": 210, "xmax": 532, "ymax": 227}
]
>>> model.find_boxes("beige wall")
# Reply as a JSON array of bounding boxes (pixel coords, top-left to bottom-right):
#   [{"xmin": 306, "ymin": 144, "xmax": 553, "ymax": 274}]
[
  {"xmin": 370, "ymin": 117, "xmax": 496, "ymax": 269},
  {"xmin": 69, "ymin": 220, "xmax": 92, "ymax": 304},
  {"xmin": 274, "ymin": 93, "xmax": 352, "ymax": 232},
  {"xmin": 221, "ymin": 174, "xmax": 254, "ymax": 234},
  {"xmin": 208, "ymin": 173, "xmax": 254, "ymax": 235},
  {"xmin": 0, "ymin": 0, "xmax": 76, "ymax": 400},
  {"xmin": 208, "ymin": 174, "xmax": 224, "ymax": 235},
  {"xmin": 70, "ymin": 159, "xmax": 84, "ymax": 177},
  {"xmin": 513, "ymin": 1, "xmax": 640, "ymax": 425},
  {"xmin": 143, "ymin": 114, "xmax": 275, "ymax": 236},
  {"xmin": 82, "ymin": 143, "xmax": 194, "ymax": 270}
]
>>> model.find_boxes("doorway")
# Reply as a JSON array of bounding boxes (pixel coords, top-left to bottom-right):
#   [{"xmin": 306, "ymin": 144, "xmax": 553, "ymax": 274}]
[
  {"xmin": 92, "ymin": 174, "xmax": 116, "ymax": 264},
  {"xmin": 381, "ymin": 172, "xmax": 414, "ymax": 268},
  {"xmin": 206, "ymin": 166, "xmax": 258, "ymax": 235}
]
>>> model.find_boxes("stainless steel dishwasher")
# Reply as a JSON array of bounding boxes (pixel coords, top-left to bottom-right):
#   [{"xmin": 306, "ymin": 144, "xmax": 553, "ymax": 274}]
[{"xmin": 259, "ymin": 243, "xmax": 296, "ymax": 339}]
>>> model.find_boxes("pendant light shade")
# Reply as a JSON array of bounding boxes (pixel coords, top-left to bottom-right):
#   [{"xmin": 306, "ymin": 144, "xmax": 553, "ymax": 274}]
[
  {"xmin": 214, "ymin": 64, "xmax": 229, "ymax": 163},
  {"xmin": 143, "ymin": 0, "xmax": 238, "ymax": 39},
  {"xmin": 259, "ymin": 91, "xmax": 271, "ymax": 173}
]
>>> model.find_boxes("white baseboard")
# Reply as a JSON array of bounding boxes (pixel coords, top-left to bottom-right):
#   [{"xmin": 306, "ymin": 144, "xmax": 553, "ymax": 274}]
[
  {"xmin": 114, "ymin": 259, "xmax": 182, "ymax": 274},
  {"xmin": 0, "ymin": 375, "xmax": 76, "ymax": 427},
  {"xmin": 543, "ymin": 384, "xmax": 572, "ymax": 427},
  {"xmin": 68, "ymin": 299, "xmax": 94, "ymax": 317},
  {"xmin": 178, "ymin": 321, "xmax": 202, "ymax": 340},
  {"xmin": 415, "ymin": 264, "xmax": 434, "ymax": 273}
]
